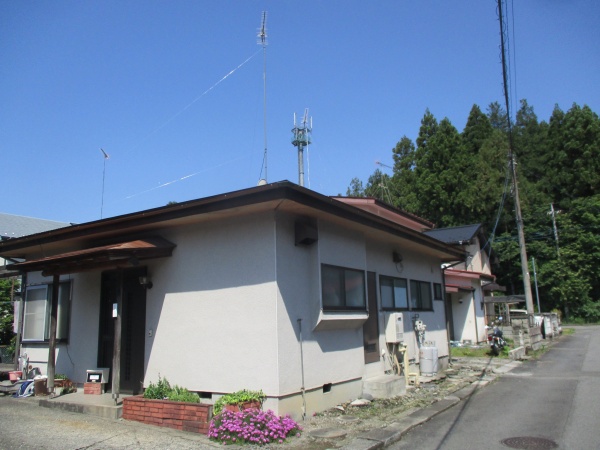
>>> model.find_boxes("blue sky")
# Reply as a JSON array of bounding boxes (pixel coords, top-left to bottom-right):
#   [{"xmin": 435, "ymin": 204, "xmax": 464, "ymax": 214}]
[{"xmin": 2, "ymin": 1, "xmax": 598, "ymax": 224}]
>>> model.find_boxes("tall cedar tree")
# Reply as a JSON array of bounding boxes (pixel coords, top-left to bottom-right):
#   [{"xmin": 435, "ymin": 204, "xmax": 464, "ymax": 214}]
[{"xmin": 347, "ymin": 101, "xmax": 600, "ymax": 320}]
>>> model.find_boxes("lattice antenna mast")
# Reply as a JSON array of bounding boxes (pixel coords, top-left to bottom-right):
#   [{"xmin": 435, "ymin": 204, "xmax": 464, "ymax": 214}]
[
  {"xmin": 257, "ymin": 11, "xmax": 269, "ymax": 185},
  {"xmin": 291, "ymin": 108, "xmax": 312, "ymax": 187}
]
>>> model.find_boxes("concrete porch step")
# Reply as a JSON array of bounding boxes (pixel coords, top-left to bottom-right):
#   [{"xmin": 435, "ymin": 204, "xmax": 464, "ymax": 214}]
[
  {"xmin": 37, "ymin": 391, "xmax": 125, "ymax": 420},
  {"xmin": 362, "ymin": 374, "xmax": 406, "ymax": 399}
]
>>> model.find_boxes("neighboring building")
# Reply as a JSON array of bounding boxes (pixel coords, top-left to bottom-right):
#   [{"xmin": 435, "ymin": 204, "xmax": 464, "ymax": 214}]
[
  {"xmin": 0, "ymin": 213, "xmax": 71, "ymax": 268},
  {"xmin": 424, "ymin": 224, "xmax": 497, "ymax": 344},
  {"xmin": 0, "ymin": 182, "xmax": 463, "ymax": 418},
  {"xmin": 0, "ymin": 213, "xmax": 72, "ymax": 344}
]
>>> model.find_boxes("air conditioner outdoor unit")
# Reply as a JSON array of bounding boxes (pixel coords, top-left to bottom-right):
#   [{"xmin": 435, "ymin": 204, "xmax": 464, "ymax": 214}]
[{"xmin": 385, "ymin": 312, "xmax": 405, "ymax": 343}]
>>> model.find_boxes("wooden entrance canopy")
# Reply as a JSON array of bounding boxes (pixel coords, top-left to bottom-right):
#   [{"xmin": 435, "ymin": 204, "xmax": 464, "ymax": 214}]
[{"xmin": 10, "ymin": 237, "xmax": 176, "ymax": 276}]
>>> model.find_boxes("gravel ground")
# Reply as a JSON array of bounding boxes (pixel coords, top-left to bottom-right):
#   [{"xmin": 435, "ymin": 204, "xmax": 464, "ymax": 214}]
[
  {"xmin": 0, "ymin": 357, "xmax": 509, "ymax": 450},
  {"xmin": 265, "ymin": 356, "xmax": 508, "ymax": 450}
]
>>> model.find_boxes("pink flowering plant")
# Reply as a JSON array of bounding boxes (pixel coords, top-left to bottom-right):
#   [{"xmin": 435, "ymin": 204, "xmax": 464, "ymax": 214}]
[{"xmin": 208, "ymin": 409, "xmax": 302, "ymax": 445}]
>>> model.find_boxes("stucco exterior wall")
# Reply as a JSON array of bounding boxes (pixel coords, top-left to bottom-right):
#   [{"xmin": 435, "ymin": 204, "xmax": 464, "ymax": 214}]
[
  {"xmin": 365, "ymin": 240, "xmax": 448, "ymax": 367},
  {"xmin": 144, "ymin": 213, "xmax": 279, "ymax": 395},
  {"xmin": 274, "ymin": 216, "xmax": 365, "ymax": 416},
  {"xmin": 20, "ymin": 271, "xmax": 100, "ymax": 382}
]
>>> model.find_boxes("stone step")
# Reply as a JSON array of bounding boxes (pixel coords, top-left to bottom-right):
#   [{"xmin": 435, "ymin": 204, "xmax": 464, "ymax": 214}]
[{"xmin": 362, "ymin": 375, "xmax": 406, "ymax": 399}]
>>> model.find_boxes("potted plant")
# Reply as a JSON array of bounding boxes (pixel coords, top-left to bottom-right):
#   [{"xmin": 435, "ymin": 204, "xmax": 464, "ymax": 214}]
[
  {"xmin": 213, "ymin": 389, "xmax": 266, "ymax": 415},
  {"xmin": 54, "ymin": 374, "xmax": 76, "ymax": 395}
]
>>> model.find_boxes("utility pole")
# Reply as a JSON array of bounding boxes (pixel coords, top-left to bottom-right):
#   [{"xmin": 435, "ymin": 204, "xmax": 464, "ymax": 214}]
[
  {"xmin": 531, "ymin": 257, "xmax": 541, "ymax": 313},
  {"xmin": 549, "ymin": 203, "xmax": 560, "ymax": 256},
  {"xmin": 497, "ymin": 0, "xmax": 535, "ymax": 316}
]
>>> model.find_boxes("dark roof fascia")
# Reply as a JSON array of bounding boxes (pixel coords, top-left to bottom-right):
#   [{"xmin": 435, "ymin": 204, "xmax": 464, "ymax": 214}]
[
  {"xmin": 332, "ymin": 196, "xmax": 435, "ymax": 229},
  {"xmin": 0, "ymin": 181, "xmax": 464, "ymax": 260}
]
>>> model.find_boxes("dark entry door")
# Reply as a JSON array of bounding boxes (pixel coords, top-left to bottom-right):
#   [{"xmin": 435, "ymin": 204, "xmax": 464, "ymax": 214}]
[
  {"xmin": 98, "ymin": 268, "xmax": 147, "ymax": 394},
  {"xmin": 363, "ymin": 271, "xmax": 380, "ymax": 363}
]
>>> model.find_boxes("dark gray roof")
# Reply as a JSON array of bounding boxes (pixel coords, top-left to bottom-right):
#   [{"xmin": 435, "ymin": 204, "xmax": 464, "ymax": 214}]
[
  {"xmin": 0, "ymin": 213, "xmax": 71, "ymax": 239},
  {"xmin": 423, "ymin": 224, "xmax": 482, "ymax": 245}
]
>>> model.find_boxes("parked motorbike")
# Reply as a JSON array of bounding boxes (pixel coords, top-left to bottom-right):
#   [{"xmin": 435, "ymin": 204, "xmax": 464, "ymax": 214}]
[{"xmin": 487, "ymin": 321, "xmax": 507, "ymax": 356}]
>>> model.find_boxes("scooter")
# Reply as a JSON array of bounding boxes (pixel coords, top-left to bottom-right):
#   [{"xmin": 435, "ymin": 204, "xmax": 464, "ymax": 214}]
[{"xmin": 487, "ymin": 321, "xmax": 506, "ymax": 356}]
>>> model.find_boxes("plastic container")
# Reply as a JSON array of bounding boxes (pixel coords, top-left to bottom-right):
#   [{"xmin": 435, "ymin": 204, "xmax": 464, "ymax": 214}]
[{"xmin": 8, "ymin": 371, "xmax": 22, "ymax": 381}]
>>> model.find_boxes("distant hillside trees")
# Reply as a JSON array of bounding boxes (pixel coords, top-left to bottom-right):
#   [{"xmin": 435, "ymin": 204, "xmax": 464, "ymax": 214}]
[{"xmin": 348, "ymin": 101, "xmax": 600, "ymax": 321}]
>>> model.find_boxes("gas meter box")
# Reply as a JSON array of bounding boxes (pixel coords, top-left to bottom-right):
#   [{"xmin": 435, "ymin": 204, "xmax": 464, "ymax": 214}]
[{"xmin": 385, "ymin": 312, "xmax": 405, "ymax": 343}]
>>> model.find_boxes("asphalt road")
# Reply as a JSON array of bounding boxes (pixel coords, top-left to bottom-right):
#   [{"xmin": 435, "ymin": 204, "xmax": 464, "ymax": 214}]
[{"xmin": 390, "ymin": 325, "xmax": 600, "ymax": 450}]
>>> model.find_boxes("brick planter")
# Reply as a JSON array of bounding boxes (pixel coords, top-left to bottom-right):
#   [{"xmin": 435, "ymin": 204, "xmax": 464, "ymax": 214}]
[
  {"xmin": 222, "ymin": 400, "xmax": 262, "ymax": 413},
  {"xmin": 122, "ymin": 396, "xmax": 213, "ymax": 434},
  {"xmin": 84, "ymin": 382, "xmax": 103, "ymax": 395}
]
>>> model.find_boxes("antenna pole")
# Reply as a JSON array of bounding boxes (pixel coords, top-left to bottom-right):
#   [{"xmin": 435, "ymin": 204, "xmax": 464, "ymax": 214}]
[
  {"xmin": 100, "ymin": 148, "xmax": 109, "ymax": 218},
  {"xmin": 258, "ymin": 11, "xmax": 268, "ymax": 184}
]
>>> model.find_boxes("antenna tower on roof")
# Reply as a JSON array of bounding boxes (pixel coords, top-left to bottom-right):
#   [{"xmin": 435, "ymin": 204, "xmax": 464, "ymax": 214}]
[{"xmin": 291, "ymin": 108, "xmax": 312, "ymax": 187}]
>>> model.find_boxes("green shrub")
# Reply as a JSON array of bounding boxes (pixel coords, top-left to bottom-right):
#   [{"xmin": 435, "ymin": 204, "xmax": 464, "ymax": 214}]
[
  {"xmin": 213, "ymin": 389, "xmax": 266, "ymax": 415},
  {"xmin": 143, "ymin": 376, "xmax": 199, "ymax": 403},
  {"xmin": 143, "ymin": 375, "xmax": 171, "ymax": 400}
]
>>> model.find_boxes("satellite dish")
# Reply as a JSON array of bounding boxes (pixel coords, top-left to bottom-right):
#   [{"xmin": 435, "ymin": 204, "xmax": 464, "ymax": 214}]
[{"xmin": 257, "ymin": 178, "xmax": 267, "ymax": 186}]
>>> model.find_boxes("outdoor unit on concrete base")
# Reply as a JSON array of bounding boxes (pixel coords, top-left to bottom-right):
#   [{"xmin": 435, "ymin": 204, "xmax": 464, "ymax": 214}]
[{"xmin": 385, "ymin": 312, "xmax": 405, "ymax": 343}]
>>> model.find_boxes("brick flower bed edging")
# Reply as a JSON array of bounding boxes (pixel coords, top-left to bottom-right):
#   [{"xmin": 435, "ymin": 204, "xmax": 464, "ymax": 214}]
[{"xmin": 122, "ymin": 395, "xmax": 213, "ymax": 434}]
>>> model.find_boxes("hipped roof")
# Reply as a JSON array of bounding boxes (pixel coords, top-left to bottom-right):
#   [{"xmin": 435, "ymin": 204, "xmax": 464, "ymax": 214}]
[{"xmin": 0, "ymin": 181, "xmax": 464, "ymax": 271}]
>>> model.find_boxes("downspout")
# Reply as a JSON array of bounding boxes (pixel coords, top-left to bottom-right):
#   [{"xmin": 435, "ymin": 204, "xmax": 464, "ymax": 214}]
[
  {"xmin": 441, "ymin": 257, "xmax": 467, "ymax": 364},
  {"xmin": 13, "ymin": 272, "xmax": 26, "ymax": 372},
  {"xmin": 440, "ymin": 267, "xmax": 452, "ymax": 366},
  {"xmin": 297, "ymin": 318, "xmax": 307, "ymax": 421},
  {"xmin": 472, "ymin": 291, "xmax": 480, "ymax": 343}
]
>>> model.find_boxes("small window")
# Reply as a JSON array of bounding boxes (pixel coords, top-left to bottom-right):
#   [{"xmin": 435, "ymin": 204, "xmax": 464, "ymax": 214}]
[
  {"xmin": 409, "ymin": 280, "xmax": 433, "ymax": 311},
  {"xmin": 321, "ymin": 264, "xmax": 366, "ymax": 311},
  {"xmin": 433, "ymin": 283, "xmax": 443, "ymax": 300},
  {"xmin": 23, "ymin": 281, "xmax": 71, "ymax": 342},
  {"xmin": 380, "ymin": 276, "xmax": 408, "ymax": 310}
]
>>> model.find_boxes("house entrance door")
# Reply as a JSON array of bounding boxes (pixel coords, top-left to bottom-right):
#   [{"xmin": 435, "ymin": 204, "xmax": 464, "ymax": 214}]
[
  {"xmin": 363, "ymin": 271, "xmax": 380, "ymax": 364},
  {"xmin": 98, "ymin": 268, "xmax": 147, "ymax": 395}
]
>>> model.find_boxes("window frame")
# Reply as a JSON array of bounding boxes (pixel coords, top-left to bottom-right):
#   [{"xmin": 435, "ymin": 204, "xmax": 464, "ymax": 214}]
[
  {"xmin": 379, "ymin": 275, "xmax": 409, "ymax": 311},
  {"xmin": 22, "ymin": 281, "xmax": 72, "ymax": 343},
  {"xmin": 433, "ymin": 283, "xmax": 443, "ymax": 301},
  {"xmin": 409, "ymin": 279, "xmax": 433, "ymax": 311},
  {"xmin": 321, "ymin": 264, "xmax": 367, "ymax": 312}
]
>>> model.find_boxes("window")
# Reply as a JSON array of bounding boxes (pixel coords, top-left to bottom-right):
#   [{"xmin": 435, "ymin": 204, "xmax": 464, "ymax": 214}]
[
  {"xmin": 433, "ymin": 283, "xmax": 443, "ymax": 300},
  {"xmin": 380, "ymin": 276, "xmax": 408, "ymax": 310},
  {"xmin": 23, "ymin": 281, "xmax": 71, "ymax": 341},
  {"xmin": 321, "ymin": 264, "xmax": 366, "ymax": 311},
  {"xmin": 409, "ymin": 280, "xmax": 433, "ymax": 310}
]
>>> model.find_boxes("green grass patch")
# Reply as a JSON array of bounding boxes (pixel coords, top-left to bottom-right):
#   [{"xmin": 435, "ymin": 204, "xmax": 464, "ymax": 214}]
[
  {"xmin": 451, "ymin": 346, "xmax": 492, "ymax": 358},
  {"xmin": 562, "ymin": 328, "xmax": 575, "ymax": 335}
]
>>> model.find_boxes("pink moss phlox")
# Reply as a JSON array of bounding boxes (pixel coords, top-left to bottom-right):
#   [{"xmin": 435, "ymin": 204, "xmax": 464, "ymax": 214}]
[{"xmin": 208, "ymin": 409, "xmax": 302, "ymax": 445}]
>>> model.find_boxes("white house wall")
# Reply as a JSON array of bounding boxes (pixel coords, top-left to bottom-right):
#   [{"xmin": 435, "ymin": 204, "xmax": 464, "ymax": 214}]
[
  {"xmin": 144, "ymin": 213, "xmax": 280, "ymax": 395},
  {"xmin": 20, "ymin": 271, "xmax": 100, "ymax": 383},
  {"xmin": 365, "ymin": 240, "xmax": 449, "ymax": 370},
  {"xmin": 274, "ymin": 215, "xmax": 366, "ymax": 416}
]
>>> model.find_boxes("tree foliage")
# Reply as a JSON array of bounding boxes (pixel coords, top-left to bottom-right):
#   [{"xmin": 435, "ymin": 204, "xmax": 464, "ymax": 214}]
[
  {"xmin": 348, "ymin": 101, "xmax": 600, "ymax": 321},
  {"xmin": 0, "ymin": 278, "xmax": 17, "ymax": 352}
]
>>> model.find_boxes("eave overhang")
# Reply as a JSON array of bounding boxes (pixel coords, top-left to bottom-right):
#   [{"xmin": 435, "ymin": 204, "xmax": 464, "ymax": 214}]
[
  {"xmin": 0, "ymin": 181, "xmax": 464, "ymax": 265},
  {"xmin": 9, "ymin": 237, "xmax": 176, "ymax": 276}
]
